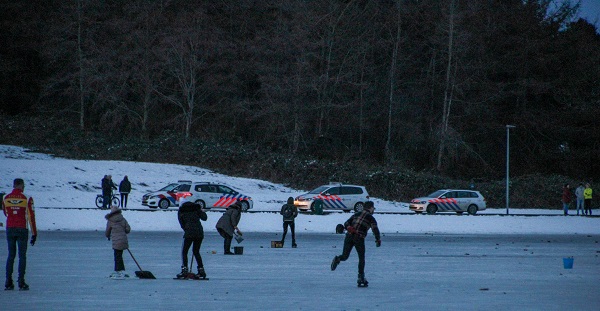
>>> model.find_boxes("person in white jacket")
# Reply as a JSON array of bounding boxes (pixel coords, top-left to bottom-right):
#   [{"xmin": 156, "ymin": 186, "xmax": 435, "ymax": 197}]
[{"xmin": 575, "ymin": 183, "xmax": 585, "ymax": 216}]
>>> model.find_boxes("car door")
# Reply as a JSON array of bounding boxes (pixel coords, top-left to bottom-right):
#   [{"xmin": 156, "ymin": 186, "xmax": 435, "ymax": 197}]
[
  {"xmin": 320, "ymin": 186, "xmax": 342, "ymax": 210},
  {"xmin": 340, "ymin": 186, "xmax": 362, "ymax": 210},
  {"xmin": 455, "ymin": 191, "xmax": 470, "ymax": 211},
  {"xmin": 440, "ymin": 191, "xmax": 459, "ymax": 211},
  {"xmin": 213, "ymin": 185, "xmax": 238, "ymax": 208}
]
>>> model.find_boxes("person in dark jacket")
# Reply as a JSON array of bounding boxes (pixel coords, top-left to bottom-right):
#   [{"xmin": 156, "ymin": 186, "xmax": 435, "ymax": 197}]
[
  {"xmin": 105, "ymin": 205, "xmax": 131, "ymax": 279},
  {"xmin": 118, "ymin": 176, "xmax": 131, "ymax": 208},
  {"xmin": 101, "ymin": 175, "xmax": 117, "ymax": 209},
  {"xmin": 331, "ymin": 201, "xmax": 381, "ymax": 286},
  {"xmin": 280, "ymin": 197, "xmax": 298, "ymax": 248},
  {"xmin": 177, "ymin": 199, "xmax": 208, "ymax": 278},
  {"xmin": 215, "ymin": 201, "xmax": 243, "ymax": 255},
  {"xmin": 562, "ymin": 184, "xmax": 573, "ymax": 216}
]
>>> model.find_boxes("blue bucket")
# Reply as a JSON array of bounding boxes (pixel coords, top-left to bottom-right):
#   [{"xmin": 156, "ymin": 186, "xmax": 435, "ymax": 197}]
[{"xmin": 563, "ymin": 257, "xmax": 574, "ymax": 269}]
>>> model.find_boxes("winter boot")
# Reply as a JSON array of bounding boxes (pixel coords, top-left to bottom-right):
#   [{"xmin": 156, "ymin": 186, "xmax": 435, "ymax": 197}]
[
  {"xmin": 18, "ymin": 279, "xmax": 29, "ymax": 291},
  {"xmin": 292, "ymin": 240, "xmax": 297, "ymax": 248},
  {"xmin": 357, "ymin": 274, "xmax": 368, "ymax": 287},
  {"xmin": 4, "ymin": 279, "xmax": 14, "ymax": 291},
  {"xmin": 196, "ymin": 267, "xmax": 207, "ymax": 279},
  {"xmin": 331, "ymin": 256, "xmax": 340, "ymax": 271},
  {"xmin": 176, "ymin": 266, "xmax": 189, "ymax": 279}
]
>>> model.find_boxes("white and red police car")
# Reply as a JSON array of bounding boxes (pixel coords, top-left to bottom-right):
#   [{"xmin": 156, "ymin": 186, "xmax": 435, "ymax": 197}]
[
  {"xmin": 294, "ymin": 183, "xmax": 369, "ymax": 213},
  {"xmin": 409, "ymin": 189, "xmax": 486, "ymax": 215}
]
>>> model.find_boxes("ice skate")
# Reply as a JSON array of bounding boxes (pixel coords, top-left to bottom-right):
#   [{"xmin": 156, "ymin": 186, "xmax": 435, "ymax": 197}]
[
  {"xmin": 176, "ymin": 266, "xmax": 188, "ymax": 279},
  {"xmin": 195, "ymin": 267, "xmax": 208, "ymax": 280},
  {"xmin": 4, "ymin": 279, "xmax": 14, "ymax": 291},
  {"xmin": 18, "ymin": 280, "xmax": 29, "ymax": 290},
  {"xmin": 357, "ymin": 274, "xmax": 369, "ymax": 287},
  {"xmin": 331, "ymin": 256, "xmax": 340, "ymax": 271}
]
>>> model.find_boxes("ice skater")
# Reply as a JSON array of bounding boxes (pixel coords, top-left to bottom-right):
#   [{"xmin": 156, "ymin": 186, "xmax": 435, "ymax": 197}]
[
  {"xmin": 3, "ymin": 178, "xmax": 37, "ymax": 290},
  {"xmin": 280, "ymin": 197, "xmax": 298, "ymax": 248},
  {"xmin": 105, "ymin": 205, "xmax": 131, "ymax": 279},
  {"xmin": 176, "ymin": 198, "xmax": 208, "ymax": 279},
  {"xmin": 216, "ymin": 201, "xmax": 243, "ymax": 255},
  {"xmin": 331, "ymin": 201, "xmax": 381, "ymax": 287}
]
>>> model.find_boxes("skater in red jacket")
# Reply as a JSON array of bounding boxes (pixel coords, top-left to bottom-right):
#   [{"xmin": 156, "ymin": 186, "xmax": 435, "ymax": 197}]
[{"xmin": 3, "ymin": 178, "xmax": 37, "ymax": 290}]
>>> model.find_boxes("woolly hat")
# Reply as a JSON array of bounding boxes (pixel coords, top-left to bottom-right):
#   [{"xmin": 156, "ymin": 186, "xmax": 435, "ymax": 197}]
[{"xmin": 110, "ymin": 205, "xmax": 121, "ymax": 213}]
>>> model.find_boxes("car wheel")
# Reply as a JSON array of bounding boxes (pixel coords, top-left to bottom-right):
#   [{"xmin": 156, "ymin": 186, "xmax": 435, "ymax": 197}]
[
  {"xmin": 194, "ymin": 200, "xmax": 206, "ymax": 209},
  {"xmin": 240, "ymin": 200, "xmax": 250, "ymax": 212},
  {"xmin": 467, "ymin": 204, "xmax": 478, "ymax": 215},
  {"xmin": 354, "ymin": 202, "xmax": 364, "ymax": 213},
  {"xmin": 310, "ymin": 202, "xmax": 315, "ymax": 213},
  {"xmin": 426, "ymin": 204, "xmax": 438, "ymax": 214},
  {"xmin": 158, "ymin": 199, "xmax": 170, "ymax": 209}
]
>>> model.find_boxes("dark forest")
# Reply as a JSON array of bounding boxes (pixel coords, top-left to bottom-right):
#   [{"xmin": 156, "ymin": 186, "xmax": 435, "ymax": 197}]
[{"xmin": 1, "ymin": 0, "xmax": 599, "ymax": 207}]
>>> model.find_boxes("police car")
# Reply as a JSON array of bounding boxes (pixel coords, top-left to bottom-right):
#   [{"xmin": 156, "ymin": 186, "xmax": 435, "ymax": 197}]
[
  {"xmin": 142, "ymin": 180, "xmax": 190, "ymax": 209},
  {"xmin": 409, "ymin": 189, "xmax": 486, "ymax": 215},
  {"xmin": 294, "ymin": 183, "xmax": 369, "ymax": 213},
  {"xmin": 176, "ymin": 182, "xmax": 253, "ymax": 212}
]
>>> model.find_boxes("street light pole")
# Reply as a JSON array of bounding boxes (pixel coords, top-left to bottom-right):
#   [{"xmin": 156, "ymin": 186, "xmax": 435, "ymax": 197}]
[{"xmin": 506, "ymin": 125, "xmax": 516, "ymax": 215}]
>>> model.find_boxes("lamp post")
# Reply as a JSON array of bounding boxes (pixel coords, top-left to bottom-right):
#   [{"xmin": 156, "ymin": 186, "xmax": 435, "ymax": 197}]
[{"xmin": 506, "ymin": 125, "xmax": 516, "ymax": 215}]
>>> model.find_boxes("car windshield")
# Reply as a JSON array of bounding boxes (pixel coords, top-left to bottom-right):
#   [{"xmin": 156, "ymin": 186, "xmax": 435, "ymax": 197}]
[
  {"xmin": 308, "ymin": 186, "xmax": 330, "ymax": 195},
  {"xmin": 159, "ymin": 183, "xmax": 180, "ymax": 192},
  {"xmin": 427, "ymin": 190, "xmax": 447, "ymax": 198}
]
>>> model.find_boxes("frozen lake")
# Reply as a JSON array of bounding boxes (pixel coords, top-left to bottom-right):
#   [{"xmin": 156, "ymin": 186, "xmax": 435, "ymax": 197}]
[{"xmin": 1, "ymin": 231, "xmax": 599, "ymax": 310}]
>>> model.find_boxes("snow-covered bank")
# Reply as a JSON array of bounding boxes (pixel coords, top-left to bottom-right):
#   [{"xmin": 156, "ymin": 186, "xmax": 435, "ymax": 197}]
[{"xmin": 1, "ymin": 144, "xmax": 598, "ymax": 235}]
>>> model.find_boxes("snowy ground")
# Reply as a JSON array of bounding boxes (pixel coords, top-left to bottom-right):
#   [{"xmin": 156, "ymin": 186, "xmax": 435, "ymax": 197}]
[{"xmin": 0, "ymin": 145, "xmax": 599, "ymax": 310}]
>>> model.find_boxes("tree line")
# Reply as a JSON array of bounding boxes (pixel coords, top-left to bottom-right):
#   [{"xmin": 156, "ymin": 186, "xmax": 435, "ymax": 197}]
[{"xmin": 1, "ymin": 0, "xmax": 599, "ymax": 181}]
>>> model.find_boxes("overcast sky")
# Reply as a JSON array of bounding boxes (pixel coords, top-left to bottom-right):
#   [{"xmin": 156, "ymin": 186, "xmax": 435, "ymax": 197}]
[{"xmin": 578, "ymin": 0, "xmax": 600, "ymax": 26}]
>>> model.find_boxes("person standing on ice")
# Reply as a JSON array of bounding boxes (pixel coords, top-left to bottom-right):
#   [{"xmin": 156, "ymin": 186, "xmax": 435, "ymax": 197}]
[
  {"xmin": 280, "ymin": 197, "xmax": 298, "ymax": 248},
  {"xmin": 3, "ymin": 178, "xmax": 37, "ymax": 290},
  {"xmin": 561, "ymin": 184, "xmax": 573, "ymax": 216},
  {"xmin": 331, "ymin": 201, "xmax": 380, "ymax": 286},
  {"xmin": 215, "ymin": 201, "xmax": 243, "ymax": 255},
  {"xmin": 177, "ymin": 198, "xmax": 208, "ymax": 279},
  {"xmin": 575, "ymin": 183, "xmax": 585, "ymax": 216},
  {"xmin": 105, "ymin": 205, "xmax": 131, "ymax": 279},
  {"xmin": 584, "ymin": 183, "xmax": 593, "ymax": 215}
]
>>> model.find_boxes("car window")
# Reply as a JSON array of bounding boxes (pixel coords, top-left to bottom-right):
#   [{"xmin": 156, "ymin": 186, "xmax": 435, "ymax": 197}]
[
  {"xmin": 160, "ymin": 183, "xmax": 179, "ymax": 192},
  {"xmin": 326, "ymin": 187, "xmax": 340, "ymax": 195},
  {"xmin": 177, "ymin": 184, "xmax": 190, "ymax": 192},
  {"xmin": 217, "ymin": 185, "xmax": 237, "ymax": 194},
  {"xmin": 195, "ymin": 185, "xmax": 207, "ymax": 192},
  {"xmin": 444, "ymin": 191, "xmax": 458, "ymax": 198},
  {"xmin": 428, "ymin": 190, "xmax": 446, "ymax": 197},
  {"xmin": 340, "ymin": 186, "xmax": 363, "ymax": 195},
  {"xmin": 308, "ymin": 186, "xmax": 330, "ymax": 195}
]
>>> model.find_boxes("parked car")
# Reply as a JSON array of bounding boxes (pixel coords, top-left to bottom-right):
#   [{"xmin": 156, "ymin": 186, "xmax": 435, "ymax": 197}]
[
  {"xmin": 409, "ymin": 189, "xmax": 486, "ymax": 215},
  {"xmin": 176, "ymin": 182, "xmax": 253, "ymax": 212},
  {"xmin": 294, "ymin": 183, "xmax": 370, "ymax": 213},
  {"xmin": 142, "ymin": 180, "xmax": 191, "ymax": 209}
]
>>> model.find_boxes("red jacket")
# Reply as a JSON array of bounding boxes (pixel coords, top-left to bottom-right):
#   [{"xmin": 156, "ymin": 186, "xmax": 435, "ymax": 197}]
[
  {"xmin": 562, "ymin": 187, "xmax": 573, "ymax": 204},
  {"xmin": 2, "ymin": 189, "xmax": 37, "ymax": 235}
]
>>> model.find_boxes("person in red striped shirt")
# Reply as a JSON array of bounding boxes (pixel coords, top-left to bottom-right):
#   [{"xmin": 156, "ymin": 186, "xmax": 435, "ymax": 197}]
[{"xmin": 3, "ymin": 178, "xmax": 37, "ymax": 290}]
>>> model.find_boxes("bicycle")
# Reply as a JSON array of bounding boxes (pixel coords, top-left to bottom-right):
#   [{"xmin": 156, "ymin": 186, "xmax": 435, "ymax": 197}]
[{"xmin": 96, "ymin": 193, "xmax": 121, "ymax": 209}]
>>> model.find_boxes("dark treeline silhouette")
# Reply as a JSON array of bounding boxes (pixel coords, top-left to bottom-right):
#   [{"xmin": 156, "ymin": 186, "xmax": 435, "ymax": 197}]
[{"xmin": 1, "ymin": 0, "xmax": 599, "ymax": 181}]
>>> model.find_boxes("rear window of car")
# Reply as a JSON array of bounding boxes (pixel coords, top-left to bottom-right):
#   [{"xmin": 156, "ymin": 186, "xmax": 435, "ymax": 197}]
[{"xmin": 340, "ymin": 186, "xmax": 364, "ymax": 195}]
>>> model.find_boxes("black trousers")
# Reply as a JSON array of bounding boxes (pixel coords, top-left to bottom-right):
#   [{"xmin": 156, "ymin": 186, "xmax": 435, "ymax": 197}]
[
  {"xmin": 217, "ymin": 228, "xmax": 233, "ymax": 253},
  {"xmin": 113, "ymin": 249, "xmax": 125, "ymax": 271},
  {"xmin": 120, "ymin": 193, "xmax": 129, "ymax": 208},
  {"xmin": 182, "ymin": 238, "xmax": 203, "ymax": 268},
  {"xmin": 584, "ymin": 199, "xmax": 592, "ymax": 215},
  {"xmin": 282, "ymin": 221, "xmax": 295, "ymax": 243},
  {"xmin": 338, "ymin": 234, "xmax": 366, "ymax": 275}
]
